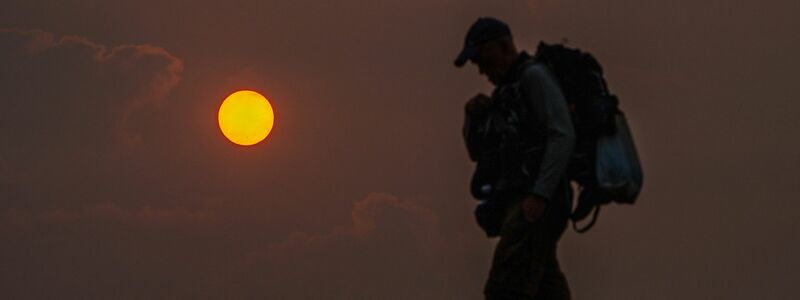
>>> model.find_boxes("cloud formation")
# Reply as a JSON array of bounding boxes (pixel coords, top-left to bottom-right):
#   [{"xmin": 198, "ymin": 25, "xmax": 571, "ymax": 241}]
[
  {"xmin": 226, "ymin": 193, "xmax": 453, "ymax": 299},
  {"xmin": 0, "ymin": 29, "xmax": 186, "ymax": 210},
  {"xmin": 0, "ymin": 28, "xmax": 183, "ymax": 147},
  {"xmin": 0, "ymin": 193, "xmax": 455, "ymax": 299}
]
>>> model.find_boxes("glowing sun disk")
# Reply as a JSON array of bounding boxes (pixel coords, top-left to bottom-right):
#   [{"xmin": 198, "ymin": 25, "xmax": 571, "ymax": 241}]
[{"xmin": 218, "ymin": 90, "xmax": 274, "ymax": 146}]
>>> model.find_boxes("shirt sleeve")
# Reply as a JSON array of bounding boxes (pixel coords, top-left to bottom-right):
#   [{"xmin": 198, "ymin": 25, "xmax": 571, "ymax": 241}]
[{"xmin": 521, "ymin": 64, "xmax": 576, "ymax": 200}]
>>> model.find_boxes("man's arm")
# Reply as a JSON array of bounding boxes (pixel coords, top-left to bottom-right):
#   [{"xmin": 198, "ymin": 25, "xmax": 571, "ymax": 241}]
[{"xmin": 521, "ymin": 64, "xmax": 576, "ymax": 201}]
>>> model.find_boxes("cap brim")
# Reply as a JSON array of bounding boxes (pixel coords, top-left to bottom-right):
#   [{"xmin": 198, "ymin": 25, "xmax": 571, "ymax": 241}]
[{"xmin": 454, "ymin": 45, "xmax": 478, "ymax": 67}]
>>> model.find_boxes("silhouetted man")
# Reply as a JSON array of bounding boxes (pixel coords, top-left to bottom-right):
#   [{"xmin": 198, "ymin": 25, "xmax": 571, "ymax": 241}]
[{"xmin": 455, "ymin": 17, "xmax": 575, "ymax": 300}]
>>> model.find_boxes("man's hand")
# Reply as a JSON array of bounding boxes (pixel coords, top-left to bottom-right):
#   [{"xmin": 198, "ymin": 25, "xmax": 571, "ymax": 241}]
[
  {"xmin": 521, "ymin": 195, "xmax": 547, "ymax": 222},
  {"xmin": 465, "ymin": 93, "xmax": 493, "ymax": 115}
]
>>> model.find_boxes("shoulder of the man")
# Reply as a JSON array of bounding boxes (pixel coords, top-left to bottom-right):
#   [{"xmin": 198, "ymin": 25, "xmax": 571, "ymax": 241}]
[{"xmin": 519, "ymin": 60, "xmax": 552, "ymax": 84}]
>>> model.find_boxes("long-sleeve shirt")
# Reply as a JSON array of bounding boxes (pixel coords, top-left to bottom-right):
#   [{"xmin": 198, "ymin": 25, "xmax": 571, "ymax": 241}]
[
  {"xmin": 463, "ymin": 56, "xmax": 575, "ymax": 201},
  {"xmin": 519, "ymin": 63, "xmax": 575, "ymax": 200}
]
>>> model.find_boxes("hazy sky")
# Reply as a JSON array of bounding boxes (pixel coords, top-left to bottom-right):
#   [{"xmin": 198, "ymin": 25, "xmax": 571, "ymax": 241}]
[{"xmin": 1, "ymin": 0, "xmax": 798, "ymax": 299}]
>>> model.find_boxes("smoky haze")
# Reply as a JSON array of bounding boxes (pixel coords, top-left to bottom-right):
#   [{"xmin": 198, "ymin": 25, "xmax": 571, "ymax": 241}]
[{"xmin": 1, "ymin": 0, "xmax": 798, "ymax": 299}]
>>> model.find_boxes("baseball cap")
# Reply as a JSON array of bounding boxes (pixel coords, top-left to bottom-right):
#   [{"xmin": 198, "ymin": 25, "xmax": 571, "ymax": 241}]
[{"xmin": 454, "ymin": 17, "xmax": 512, "ymax": 67}]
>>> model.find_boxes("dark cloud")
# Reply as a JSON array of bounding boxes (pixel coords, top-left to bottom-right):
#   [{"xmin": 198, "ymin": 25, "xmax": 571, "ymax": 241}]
[
  {"xmin": 0, "ymin": 193, "xmax": 462, "ymax": 299},
  {"xmin": 234, "ymin": 193, "xmax": 451, "ymax": 299},
  {"xmin": 0, "ymin": 28, "xmax": 184, "ymax": 209},
  {"xmin": 262, "ymin": 193, "xmax": 441, "ymax": 256},
  {"xmin": 0, "ymin": 28, "xmax": 182, "ymax": 148}
]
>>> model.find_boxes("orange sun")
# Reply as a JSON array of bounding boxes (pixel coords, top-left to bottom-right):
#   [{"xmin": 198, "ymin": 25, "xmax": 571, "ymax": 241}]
[{"xmin": 218, "ymin": 90, "xmax": 275, "ymax": 146}]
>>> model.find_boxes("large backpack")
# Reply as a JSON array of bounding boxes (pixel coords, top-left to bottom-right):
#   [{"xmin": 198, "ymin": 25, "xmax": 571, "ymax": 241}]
[{"xmin": 533, "ymin": 41, "xmax": 644, "ymax": 233}]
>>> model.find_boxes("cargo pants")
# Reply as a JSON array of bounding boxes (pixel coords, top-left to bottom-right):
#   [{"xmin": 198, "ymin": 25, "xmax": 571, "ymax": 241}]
[{"xmin": 484, "ymin": 179, "xmax": 572, "ymax": 300}]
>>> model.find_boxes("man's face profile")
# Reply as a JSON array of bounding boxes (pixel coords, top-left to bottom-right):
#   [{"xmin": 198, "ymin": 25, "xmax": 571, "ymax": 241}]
[{"xmin": 470, "ymin": 39, "xmax": 508, "ymax": 85}]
